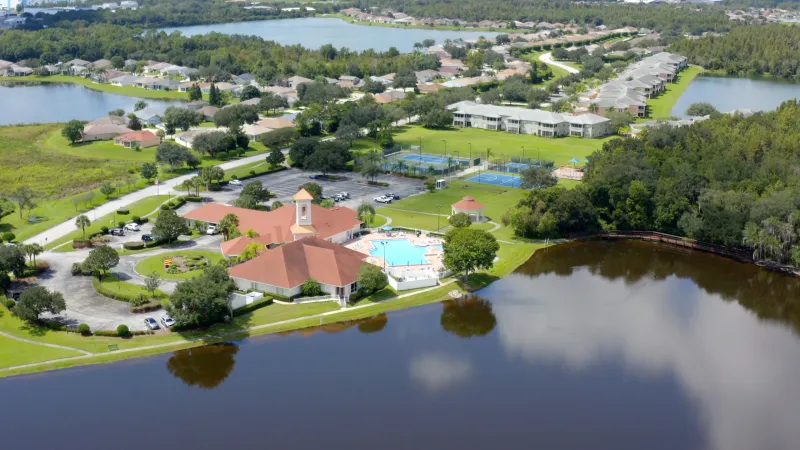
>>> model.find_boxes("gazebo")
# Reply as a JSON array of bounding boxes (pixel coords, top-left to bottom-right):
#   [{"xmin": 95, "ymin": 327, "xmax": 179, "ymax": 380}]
[{"xmin": 451, "ymin": 196, "xmax": 485, "ymax": 222}]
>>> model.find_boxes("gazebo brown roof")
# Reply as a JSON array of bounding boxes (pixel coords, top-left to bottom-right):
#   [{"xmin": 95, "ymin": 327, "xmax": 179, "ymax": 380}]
[{"xmin": 451, "ymin": 196, "xmax": 484, "ymax": 211}]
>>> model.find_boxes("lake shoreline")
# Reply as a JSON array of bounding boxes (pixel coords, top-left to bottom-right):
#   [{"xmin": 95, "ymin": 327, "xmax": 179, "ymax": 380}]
[
  {"xmin": 324, "ymin": 13, "xmax": 505, "ymax": 33},
  {"xmin": 0, "ymin": 76, "xmax": 189, "ymax": 101}
]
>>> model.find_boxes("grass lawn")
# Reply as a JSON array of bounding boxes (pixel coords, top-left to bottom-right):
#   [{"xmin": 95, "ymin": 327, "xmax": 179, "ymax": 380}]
[
  {"xmin": 0, "ymin": 335, "xmax": 83, "ymax": 369},
  {"xmin": 93, "ymin": 273, "xmax": 168, "ymax": 301},
  {"xmin": 0, "ymin": 75, "xmax": 189, "ymax": 100},
  {"xmin": 365, "ymin": 214, "xmax": 388, "ymax": 228},
  {"xmin": 645, "ymin": 66, "xmax": 703, "ymax": 120},
  {"xmin": 48, "ymin": 194, "xmax": 172, "ymax": 251},
  {"xmin": 135, "ymin": 250, "xmax": 224, "ymax": 280},
  {"xmin": 359, "ymin": 125, "xmax": 614, "ymax": 167},
  {"xmin": 1, "ymin": 124, "xmax": 274, "ymax": 242},
  {"xmin": 379, "ymin": 208, "xmax": 446, "ymax": 231}
]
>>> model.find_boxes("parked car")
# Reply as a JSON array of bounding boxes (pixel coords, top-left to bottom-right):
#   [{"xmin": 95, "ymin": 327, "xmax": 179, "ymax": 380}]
[
  {"xmin": 141, "ymin": 234, "xmax": 154, "ymax": 243},
  {"xmin": 229, "ymin": 179, "xmax": 242, "ymax": 186},
  {"xmin": 374, "ymin": 195, "xmax": 392, "ymax": 204},
  {"xmin": 333, "ymin": 194, "xmax": 344, "ymax": 202},
  {"xmin": 160, "ymin": 316, "xmax": 176, "ymax": 328},
  {"xmin": 337, "ymin": 192, "xmax": 350, "ymax": 199},
  {"xmin": 123, "ymin": 223, "xmax": 140, "ymax": 232},
  {"xmin": 386, "ymin": 193, "xmax": 400, "ymax": 200},
  {"xmin": 308, "ymin": 174, "xmax": 322, "ymax": 180},
  {"xmin": 110, "ymin": 228, "xmax": 125, "ymax": 236},
  {"xmin": 206, "ymin": 225, "xmax": 219, "ymax": 235},
  {"xmin": 144, "ymin": 317, "xmax": 159, "ymax": 330}
]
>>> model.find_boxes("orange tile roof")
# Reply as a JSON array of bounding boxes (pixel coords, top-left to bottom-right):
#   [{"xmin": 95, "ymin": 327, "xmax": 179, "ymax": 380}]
[
  {"xmin": 220, "ymin": 235, "xmax": 273, "ymax": 257},
  {"xmin": 257, "ymin": 117, "xmax": 295, "ymax": 129},
  {"xmin": 183, "ymin": 203, "xmax": 361, "ymax": 244},
  {"xmin": 452, "ymin": 195, "xmax": 484, "ymax": 211},
  {"xmin": 293, "ymin": 188, "xmax": 314, "ymax": 201},
  {"xmin": 228, "ymin": 236, "xmax": 370, "ymax": 288}
]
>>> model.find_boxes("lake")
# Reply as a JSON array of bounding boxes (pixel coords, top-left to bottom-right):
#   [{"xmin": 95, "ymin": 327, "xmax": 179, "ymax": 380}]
[
  {"xmin": 671, "ymin": 75, "xmax": 800, "ymax": 117},
  {"xmin": 2, "ymin": 240, "xmax": 800, "ymax": 450},
  {"xmin": 0, "ymin": 83, "xmax": 184, "ymax": 126},
  {"xmin": 160, "ymin": 17, "xmax": 498, "ymax": 52}
]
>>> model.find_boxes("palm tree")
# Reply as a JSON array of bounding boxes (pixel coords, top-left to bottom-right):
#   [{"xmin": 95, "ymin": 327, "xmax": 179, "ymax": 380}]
[
  {"xmin": 446, "ymin": 156, "xmax": 455, "ymax": 175},
  {"xmin": 245, "ymin": 228, "xmax": 260, "ymax": 238},
  {"xmin": 427, "ymin": 165, "xmax": 437, "ymax": 177},
  {"xmin": 357, "ymin": 204, "xmax": 376, "ymax": 226},
  {"xmin": 588, "ymin": 103, "xmax": 599, "ymax": 113},
  {"xmin": 75, "ymin": 215, "xmax": 91, "ymax": 240},
  {"xmin": 396, "ymin": 160, "xmax": 408, "ymax": 174}
]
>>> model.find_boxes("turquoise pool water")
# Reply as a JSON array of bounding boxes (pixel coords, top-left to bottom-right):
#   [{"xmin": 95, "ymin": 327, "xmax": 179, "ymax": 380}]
[{"xmin": 369, "ymin": 239, "xmax": 442, "ymax": 266}]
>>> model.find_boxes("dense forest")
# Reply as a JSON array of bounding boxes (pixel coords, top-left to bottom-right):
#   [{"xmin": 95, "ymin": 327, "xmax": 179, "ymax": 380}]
[
  {"xmin": 669, "ymin": 24, "xmax": 800, "ymax": 80},
  {"xmin": 505, "ymin": 100, "xmax": 800, "ymax": 267},
  {"xmin": 0, "ymin": 24, "xmax": 440, "ymax": 81},
  {"xmin": 352, "ymin": 0, "xmax": 733, "ymax": 34},
  {"xmin": 19, "ymin": 0, "xmax": 329, "ymax": 29}
]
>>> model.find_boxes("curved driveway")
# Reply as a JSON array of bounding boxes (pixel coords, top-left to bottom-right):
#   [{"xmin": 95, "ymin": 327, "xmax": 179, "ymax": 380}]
[{"xmin": 539, "ymin": 52, "xmax": 580, "ymax": 75}]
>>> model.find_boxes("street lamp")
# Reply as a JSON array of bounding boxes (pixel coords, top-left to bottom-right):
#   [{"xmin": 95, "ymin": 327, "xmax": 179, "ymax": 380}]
[
  {"xmin": 468, "ymin": 142, "xmax": 472, "ymax": 164},
  {"xmin": 418, "ymin": 137, "xmax": 423, "ymax": 170},
  {"xmin": 380, "ymin": 240, "xmax": 387, "ymax": 272},
  {"xmin": 522, "ymin": 146, "xmax": 526, "ymax": 163},
  {"xmin": 436, "ymin": 204, "xmax": 442, "ymax": 231},
  {"xmin": 454, "ymin": 150, "xmax": 460, "ymax": 172},
  {"xmin": 441, "ymin": 139, "xmax": 447, "ymax": 159}
]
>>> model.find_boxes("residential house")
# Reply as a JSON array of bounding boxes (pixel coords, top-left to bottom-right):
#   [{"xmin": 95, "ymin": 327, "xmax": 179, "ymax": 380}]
[
  {"xmin": 114, "ymin": 130, "xmax": 160, "ymax": 148},
  {"xmin": 339, "ymin": 75, "xmax": 361, "ymax": 89},
  {"xmin": 143, "ymin": 62, "xmax": 171, "ymax": 73},
  {"xmin": 417, "ymin": 83, "xmax": 444, "ymax": 93},
  {"xmin": 133, "ymin": 107, "xmax": 166, "ymax": 126},
  {"xmin": 82, "ymin": 124, "xmax": 133, "ymax": 142},
  {"xmin": 257, "ymin": 116, "xmax": 295, "ymax": 130},
  {"xmin": 0, "ymin": 59, "xmax": 12, "ymax": 69},
  {"xmin": 4, "ymin": 64, "xmax": 32, "ymax": 76},
  {"xmin": 91, "ymin": 59, "xmax": 113, "ymax": 70},
  {"xmin": 374, "ymin": 90, "xmax": 407, "ymax": 104},
  {"xmin": 414, "ymin": 69, "xmax": 440, "ymax": 83},
  {"xmin": 286, "ymin": 75, "xmax": 312, "ymax": 89},
  {"xmin": 448, "ymin": 101, "xmax": 610, "ymax": 138},
  {"xmin": 173, "ymin": 127, "xmax": 228, "ymax": 148},
  {"xmin": 241, "ymin": 123, "xmax": 273, "ymax": 141},
  {"xmin": 233, "ymin": 73, "xmax": 257, "ymax": 85},
  {"xmin": 109, "ymin": 75, "xmax": 140, "ymax": 87},
  {"xmin": 88, "ymin": 115, "xmax": 129, "ymax": 127},
  {"xmin": 369, "ymin": 75, "xmax": 392, "ymax": 86},
  {"xmin": 186, "ymin": 100, "xmax": 209, "ymax": 110},
  {"xmin": 197, "ymin": 106, "xmax": 221, "ymax": 121}
]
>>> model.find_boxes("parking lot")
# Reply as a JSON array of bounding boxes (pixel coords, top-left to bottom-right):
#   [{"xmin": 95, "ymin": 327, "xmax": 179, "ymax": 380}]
[{"xmin": 221, "ymin": 168, "xmax": 426, "ymax": 209}]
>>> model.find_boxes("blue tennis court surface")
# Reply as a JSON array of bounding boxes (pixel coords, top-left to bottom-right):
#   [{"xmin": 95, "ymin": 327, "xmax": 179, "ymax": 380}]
[
  {"xmin": 465, "ymin": 172, "xmax": 521, "ymax": 187},
  {"xmin": 506, "ymin": 162, "xmax": 530, "ymax": 169},
  {"xmin": 402, "ymin": 154, "xmax": 465, "ymax": 165}
]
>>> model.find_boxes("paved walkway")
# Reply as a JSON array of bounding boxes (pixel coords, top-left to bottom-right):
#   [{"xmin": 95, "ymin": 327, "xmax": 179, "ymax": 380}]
[
  {"xmin": 0, "ymin": 330, "xmax": 92, "ymax": 356},
  {"xmin": 539, "ymin": 52, "xmax": 580, "ymax": 75},
  {"xmin": 0, "ymin": 279, "xmax": 457, "ymax": 374},
  {"xmin": 23, "ymin": 152, "xmax": 271, "ymax": 247}
]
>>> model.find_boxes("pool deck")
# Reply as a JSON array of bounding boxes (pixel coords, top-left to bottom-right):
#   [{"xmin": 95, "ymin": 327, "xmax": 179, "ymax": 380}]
[{"xmin": 346, "ymin": 232, "xmax": 445, "ymax": 272}]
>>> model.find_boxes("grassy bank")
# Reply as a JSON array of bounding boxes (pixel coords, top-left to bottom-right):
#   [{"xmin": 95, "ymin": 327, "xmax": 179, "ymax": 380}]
[
  {"xmin": 135, "ymin": 250, "xmax": 225, "ymax": 280},
  {"xmin": 646, "ymin": 65, "xmax": 704, "ymax": 120},
  {"xmin": 0, "ymin": 75, "xmax": 189, "ymax": 100}
]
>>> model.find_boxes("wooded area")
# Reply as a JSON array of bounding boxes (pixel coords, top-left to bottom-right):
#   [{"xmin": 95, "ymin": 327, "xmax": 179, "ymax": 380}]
[
  {"xmin": 670, "ymin": 24, "xmax": 800, "ymax": 80},
  {"xmin": 505, "ymin": 100, "xmax": 800, "ymax": 266}
]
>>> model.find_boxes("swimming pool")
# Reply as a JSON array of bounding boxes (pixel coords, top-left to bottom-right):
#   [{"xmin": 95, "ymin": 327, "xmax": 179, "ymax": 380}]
[{"xmin": 369, "ymin": 239, "xmax": 442, "ymax": 266}]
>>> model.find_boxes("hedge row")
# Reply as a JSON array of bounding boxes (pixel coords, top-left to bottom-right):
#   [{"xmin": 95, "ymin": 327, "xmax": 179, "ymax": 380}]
[
  {"xmin": 93, "ymin": 329, "xmax": 154, "ymax": 337},
  {"xmin": 91, "ymin": 276, "xmax": 166, "ymax": 305}
]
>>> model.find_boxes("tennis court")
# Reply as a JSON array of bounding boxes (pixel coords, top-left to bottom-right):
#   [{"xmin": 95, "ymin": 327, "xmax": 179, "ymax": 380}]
[
  {"xmin": 402, "ymin": 154, "xmax": 467, "ymax": 165},
  {"xmin": 506, "ymin": 162, "xmax": 530, "ymax": 170},
  {"xmin": 465, "ymin": 172, "xmax": 522, "ymax": 188}
]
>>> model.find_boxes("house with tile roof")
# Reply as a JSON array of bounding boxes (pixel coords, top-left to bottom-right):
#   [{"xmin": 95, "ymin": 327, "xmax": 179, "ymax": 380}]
[
  {"xmin": 228, "ymin": 236, "xmax": 371, "ymax": 300},
  {"xmin": 183, "ymin": 189, "xmax": 362, "ymax": 254}
]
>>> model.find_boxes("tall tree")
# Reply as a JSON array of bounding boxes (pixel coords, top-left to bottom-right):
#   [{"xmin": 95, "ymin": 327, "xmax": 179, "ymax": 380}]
[
  {"xmin": 84, "ymin": 245, "xmax": 119, "ymax": 280},
  {"xmin": 218, "ymin": 213, "xmax": 240, "ymax": 241},
  {"xmin": 61, "ymin": 120, "xmax": 84, "ymax": 144},
  {"xmin": 443, "ymin": 228, "xmax": 499, "ymax": 278},
  {"xmin": 10, "ymin": 186, "xmax": 36, "ymax": 219},
  {"xmin": 152, "ymin": 209, "xmax": 189, "ymax": 243},
  {"xmin": 14, "ymin": 287, "xmax": 66, "ymax": 324},
  {"xmin": 75, "ymin": 215, "xmax": 91, "ymax": 240}
]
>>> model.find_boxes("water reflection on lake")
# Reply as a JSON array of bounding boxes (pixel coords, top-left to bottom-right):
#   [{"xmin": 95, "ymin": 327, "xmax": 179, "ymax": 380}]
[
  {"xmin": 160, "ymin": 17, "xmax": 497, "ymax": 52},
  {"xmin": 2, "ymin": 241, "xmax": 799, "ymax": 450},
  {"xmin": 671, "ymin": 75, "xmax": 800, "ymax": 117},
  {"xmin": 0, "ymin": 83, "xmax": 184, "ymax": 125}
]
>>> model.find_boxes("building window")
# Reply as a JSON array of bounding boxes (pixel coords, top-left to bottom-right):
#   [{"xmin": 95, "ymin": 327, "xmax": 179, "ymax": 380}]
[{"xmin": 350, "ymin": 282, "xmax": 358, "ymax": 292}]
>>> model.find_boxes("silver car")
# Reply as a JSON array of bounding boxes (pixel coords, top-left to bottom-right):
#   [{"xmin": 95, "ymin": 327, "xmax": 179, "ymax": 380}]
[{"xmin": 144, "ymin": 317, "xmax": 159, "ymax": 330}]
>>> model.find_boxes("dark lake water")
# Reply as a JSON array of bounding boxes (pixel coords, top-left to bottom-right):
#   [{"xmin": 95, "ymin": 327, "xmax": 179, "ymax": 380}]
[
  {"xmin": 160, "ymin": 17, "xmax": 498, "ymax": 52},
  {"xmin": 0, "ymin": 83, "xmax": 184, "ymax": 125},
  {"xmin": 671, "ymin": 75, "xmax": 800, "ymax": 117},
  {"xmin": 3, "ymin": 241, "xmax": 800, "ymax": 450}
]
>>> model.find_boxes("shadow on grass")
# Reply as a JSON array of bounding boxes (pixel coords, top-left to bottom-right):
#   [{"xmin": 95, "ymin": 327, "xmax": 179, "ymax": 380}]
[{"xmin": 457, "ymin": 273, "xmax": 500, "ymax": 292}]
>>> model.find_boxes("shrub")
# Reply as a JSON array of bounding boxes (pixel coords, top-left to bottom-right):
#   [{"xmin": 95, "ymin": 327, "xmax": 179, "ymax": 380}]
[
  {"xmin": 132, "ymin": 215, "xmax": 141, "ymax": 223},
  {"xmin": 35, "ymin": 261, "xmax": 50, "ymax": 272},
  {"xmin": 117, "ymin": 208, "xmax": 129, "ymax": 215},
  {"xmin": 77, "ymin": 323, "xmax": 91, "ymax": 336},
  {"xmin": 3, "ymin": 298, "xmax": 15, "ymax": 309},
  {"xmin": 116, "ymin": 324, "xmax": 130, "ymax": 337},
  {"xmin": 167, "ymin": 201, "xmax": 176, "ymax": 208},
  {"xmin": 71, "ymin": 262, "xmax": 82, "ymax": 276},
  {"xmin": 72, "ymin": 240, "xmax": 92, "ymax": 249},
  {"xmin": 249, "ymin": 170, "xmax": 256, "ymax": 176},
  {"xmin": 117, "ymin": 221, "xmax": 125, "ymax": 228},
  {"xmin": 81, "ymin": 263, "xmax": 95, "ymax": 276},
  {"xmin": 131, "ymin": 294, "xmax": 148, "ymax": 307},
  {"xmin": 160, "ymin": 204, "xmax": 170, "ymax": 210},
  {"xmin": 301, "ymin": 278, "xmax": 323, "ymax": 297},
  {"xmin": 231, "ymin": 175, "xmax": 239, "ymax": 180},
  {"xmin": 130, "ymin": 299, "xmax": 162, "ymax": 313},
  {"xmin": 184, "ymin": 195, "xmax": 202, "ymax": 202},
  {"xmin": 101, "ymin": 226, "xmax": 109, "ymax": 234},
  {"xmin": 2, "ymin": 232, "xmax": 15, "ymax": 243},
  {"xmin": 233, "ymin": 296, "xmax": 274, "ymax": 316},
  {"xmin": 123, "ymin": 241, "xmax": 145, "ymax": 250}
]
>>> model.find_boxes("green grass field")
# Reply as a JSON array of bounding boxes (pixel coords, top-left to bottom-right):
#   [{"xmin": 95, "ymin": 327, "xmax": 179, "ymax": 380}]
[
  {"xmin": 0, "ymin": 335, "xmax": 83, "ymax": 369},
  {"xmin": 93, "ymin": 274, "xmax": 168, "ymax": 300},
  {"xmin": 0, "ymin": 75, "xmax": 190, "ymax": 100},
  {"xmin": 48, "ymin": 195, "xmax": 172, "ymax": 250},
  {"xmin": 645, "ymin": 66, "xmax": 703, "ymax": 120},
  {"xmin": 135, "ymin": 250, "xmax": 224, "ymax": 280},
  {"xmin": 0, "ymin": 125, "xmax": 273, "ymax": 242},
  {"xmin": 357, "ymin": 126, "xmax": 613, "ymax": 167}
]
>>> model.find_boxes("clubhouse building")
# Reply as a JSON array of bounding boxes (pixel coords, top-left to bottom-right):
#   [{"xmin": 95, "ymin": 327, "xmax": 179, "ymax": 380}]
[{"xmin": 448, "ymin": 101, "xmax": 610, "ymax": 138}]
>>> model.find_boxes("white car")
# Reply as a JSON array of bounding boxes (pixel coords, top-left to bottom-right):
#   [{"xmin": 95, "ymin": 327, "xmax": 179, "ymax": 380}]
[
  {"xmin": 374, "ymin": 196, "xmax": 392, "ymax": 204},
  {"xmin": 160, "ymin": 316, "xmax": 176, "ymax": 328},
  {"xmin": 206, "ymin": 225, "xmax": 219, "ymax": 235},
  {"xmin": 144, "ymin": 317, "xmax": 159, "ymax": 330},
  {"xmin": 229, "ymin": 179, "xmax": 242, "ymax": 186},
  {"xmin": 123, "ymin": 223, "xmax": 140, "ymax": 232}
]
